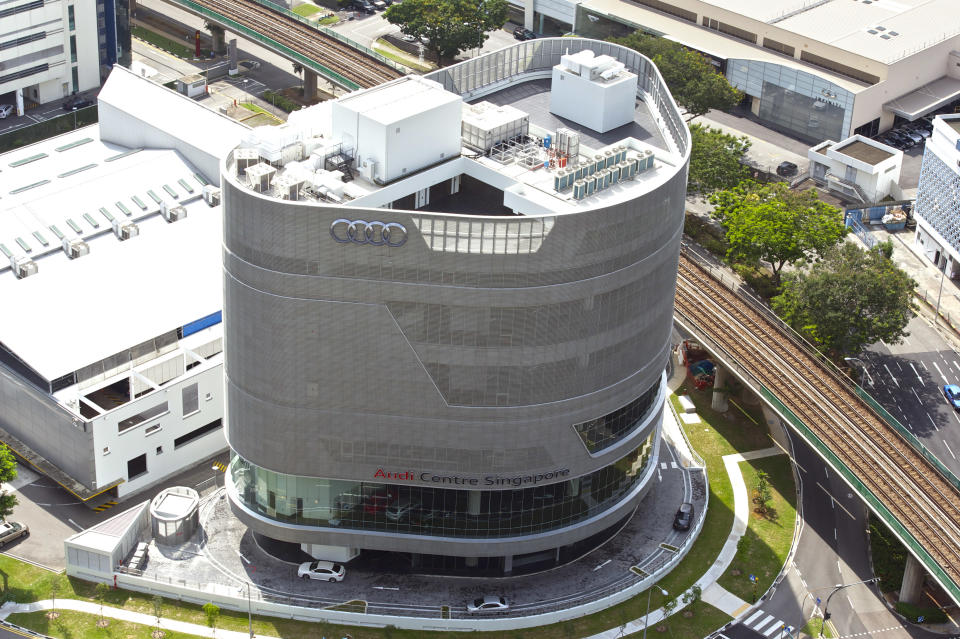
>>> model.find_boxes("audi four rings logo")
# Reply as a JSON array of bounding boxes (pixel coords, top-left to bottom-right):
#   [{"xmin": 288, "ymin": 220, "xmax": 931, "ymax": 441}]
[{"xmin": 329, "ymin": 219, "xmax": 407, "ymax": 247}]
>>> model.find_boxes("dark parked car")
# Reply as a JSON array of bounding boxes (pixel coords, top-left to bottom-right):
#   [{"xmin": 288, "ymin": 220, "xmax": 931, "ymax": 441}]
[
  {"xmin": 673, "ymin": 502, "xmax": 694, "ymax": 531},
  {"xmin": 512, "ymin": 27, "xmax": 536, "ymax": 40},
  {"xmin": 62, "ymin": 95, "xmax": 94, "ymax": 111},
  {"xmin": 776, "ymin": 161, "xmax": 798, "ymax": 177},
  {"xmin": 352, "ymin": 1, "xmax": 375, "ymax": 13}
]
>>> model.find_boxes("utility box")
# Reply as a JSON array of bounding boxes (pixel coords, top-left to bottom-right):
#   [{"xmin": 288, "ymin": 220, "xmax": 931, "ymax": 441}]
[
  {"xmin": 176, "ymin": 74, "xmax": 207, "ymax": 99},
  {"xmin": 550, "ymin": 50, "xmax": 637, "ymax": 133},
  {"xmin": 330, "ymin": 76, "xmax": 462, "ymax": 184}
]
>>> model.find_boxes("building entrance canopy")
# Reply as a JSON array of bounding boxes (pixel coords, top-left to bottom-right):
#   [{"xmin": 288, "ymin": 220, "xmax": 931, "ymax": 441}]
[{"xmin": 884, "ymin": 75, "xmax": 960, "ymax": 121}]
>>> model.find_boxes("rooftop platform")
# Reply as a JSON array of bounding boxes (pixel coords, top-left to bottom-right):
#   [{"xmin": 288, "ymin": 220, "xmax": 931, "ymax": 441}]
[
  {"xmin": 477, "ymin": 78, "xmax": 667, "ymax": 154},
  {"xmin": 835, "ymin": 139, "xmax": 894, "ymax": 165}
]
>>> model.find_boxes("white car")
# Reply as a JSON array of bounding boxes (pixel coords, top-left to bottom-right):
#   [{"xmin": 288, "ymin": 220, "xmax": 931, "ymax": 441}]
[
  {"xmin": 297, "ymin": 560, "xmax": 345, "ymax": 582},
  {"xmin": 0, "ymin": 104, "xmax": 13, "ymax": 119},
  {"xmin": 0, "ymin": 521, "xmax": 28, "ymax": 546},
  {"xmin": 467, "ymin": 595, "xmax": 509, "ymax": 613}
]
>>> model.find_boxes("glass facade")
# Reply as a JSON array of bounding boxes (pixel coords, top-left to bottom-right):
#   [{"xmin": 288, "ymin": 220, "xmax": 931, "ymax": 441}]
[
  {"xmin": 916, "ymin": 144, "xmax": 960, "ymax": 254},
  {"xmin": 725, "ymin": 59, "xmax": 854, "ymax": 143},
  {"xmin": 230, "ymin": 431, "xmax": 655, "ymax": 539},
  {"xmin": 574, "ymin": 382, "xmax": 660, "ymax": 453}
]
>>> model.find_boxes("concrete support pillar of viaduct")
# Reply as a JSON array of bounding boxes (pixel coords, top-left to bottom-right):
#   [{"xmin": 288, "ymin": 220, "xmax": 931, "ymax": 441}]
[
  {"xmin": 228, "ymin": 39, "xmax": 238, "ymax": 72},
  {"xmin": 211, "ymin": 28, "xmax": 226, "ymax": 55},
  {"xmin": 899, "ymin": 553, "xmax": 925, "ymax": 605},
  {"xmin": 303, "ymin": 70, "xmax": 318, "ymax": 100},
  {"xmin": 711, "ymin": 364, "xmax": 730, "ymax": 413}
]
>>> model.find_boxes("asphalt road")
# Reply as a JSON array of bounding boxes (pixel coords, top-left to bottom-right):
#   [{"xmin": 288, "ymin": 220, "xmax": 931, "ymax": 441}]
[
  {"xmin": 718, "ymin": 429, "xmax": 936, "ymax": 639},
  {"xmin": 858, "ymin": 315, "xmax": 960, "ymax": 476}
]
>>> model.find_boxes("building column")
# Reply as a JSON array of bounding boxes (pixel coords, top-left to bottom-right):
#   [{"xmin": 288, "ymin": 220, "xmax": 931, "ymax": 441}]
[
  {"xmin": 15, "ymin": 89, "xmax": 24, "ymax": 117},
  {"xmin": 750, "ymin": 96, "xmax": 760, "ymax": 117},
  {"xmin": 467, "ymin": 490, "xmax": 481, "ymax": 515},
  {"xmin": 524, "ymin": 0, "xmax": 534, "ymax": 29},
  {"xmin": 303, "ymin": 70, "xmax": 317, "ymax": 99},
  {"xmin": 228, "ymin": 38, "xmax": 238, "ymax": 74},
  {"xmin": 899, "ymin": 554, "xmax": 925, "ymax": 605},
  {"xmin": 465, "ymin": 556, "xmax": 478, "ymax": 567},
  {"xmin": 503, "ymin": 554, "xmax": 513, "ymax": 574},
  {"xmin": 711, "ymin": 364, "xmax": 729, "ymax": 413}
]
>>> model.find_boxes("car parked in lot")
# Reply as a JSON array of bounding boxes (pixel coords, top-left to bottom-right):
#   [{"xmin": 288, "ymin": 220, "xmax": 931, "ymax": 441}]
[
  {"xmin": 776, "ymin": 161, "xmax": 798, "ymax": 177},
  {"xmin": 673, "ymin": 502, "xmax": 694, "ymax": 531},
  {"xmin": 512, "ymin": 27, "xmax": 536, "ymax": 40},
  {"xmin": 467, "ymin": 595, "xmax": 509, "ymax": 613},
  {"xmin": 352, "ymin": 0, "xmax": 375, "ymax": 13},
  {"xmin": 0, "ymin": 521, "xmax": 28, "ymax": 547},
  {"xmin": 372, "ymin": 0, "xmax": 386, "ymax": 9},
  {"xmin": 62, "ymin": 95, "xmax": 94, "ymax": 111},
  {"xmin": 298, "ymin": 560, "xmax": 346, "ymax": 582},
  {"xmin": 0, "ymin": 104, "xmax": 13, "ymax": 119},
  {"xmin": 943, "ymin": 385, "xmax": 960, "ymax": 411}
]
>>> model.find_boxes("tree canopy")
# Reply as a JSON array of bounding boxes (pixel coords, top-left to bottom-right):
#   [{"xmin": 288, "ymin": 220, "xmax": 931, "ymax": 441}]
[
  {"xmin": 385, "ymin": 0, "xmax": 508, "ymax": 65},
  {"xmin": 772, "ymin": 242, "xmax": 916, "ymax": 359},
  {"xmin": 709, "ymin": 181, "xmax": 846, "ymax": 284},
  {"xmin": 0, "ymin": 444, "xmax": 17, "ymax": 521},
  {"xmin": 687, "ymin": 123, "xmax": 751, "ymax": 195},
  {"xmin": 610, "ymin": 32, "xmax": 741, "ymax": 120}
]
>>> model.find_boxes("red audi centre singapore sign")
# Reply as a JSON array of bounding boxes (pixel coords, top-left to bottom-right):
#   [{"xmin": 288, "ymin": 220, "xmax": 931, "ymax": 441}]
[{"xmin": 374, "ymin": 467, "xmax": 570, "ymax": 487}]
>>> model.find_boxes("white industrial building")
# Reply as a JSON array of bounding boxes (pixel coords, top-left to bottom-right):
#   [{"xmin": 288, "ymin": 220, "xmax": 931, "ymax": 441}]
[
  {"xmin": 566, "ymin": 0, "xmax": 960, "ymax": 143},
  {"xmin": 0, "ymin": 66, "xmax": 245, "ymax": 502},
  {"xmin": 0, "ymin": 0, "xmax": 128, "ymax": 114},
  {"xmin": 914, "ymin": 115, "xmax": 960, "ymax": 278},
  {"xmin": 808, "ymin": 135, "xmax": 902, "ymax": 204}
]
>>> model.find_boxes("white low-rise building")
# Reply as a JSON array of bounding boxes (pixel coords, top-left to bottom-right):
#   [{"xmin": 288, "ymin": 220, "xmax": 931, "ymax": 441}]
[
  {"xmin": 914, "ymin": 115, "xmax": 960, "ymax": 278},
  {"xmin": 0, "ymin": 66, "xmax": 245, "ymax": 502},
  {"xmin": 808, "ymin": 135, "xmax": 902, "ymax": 203}
]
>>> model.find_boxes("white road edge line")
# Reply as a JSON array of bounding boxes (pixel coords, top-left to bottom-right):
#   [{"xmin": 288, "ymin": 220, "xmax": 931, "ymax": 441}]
[
  {"xmin": 944, "ymin": 440, "xmax": 957, "ymax": 460},
  {"xmin": 883, "ymin": 364, "xmax": 900, "ymax": 387},
  {"xmin": 927, "ymin": 412, "xmax": 940, "ymax": 432},
  {"xmin": 933, "ymin": 361, "xmax": 949, "ymax": 384},
  {"xmin": 67, "ymin": 518, "xmax": 83, "ymax": 531},
  {"xmin": 910, "ymin": 363, "xmax": 923, "ymax": 384}
]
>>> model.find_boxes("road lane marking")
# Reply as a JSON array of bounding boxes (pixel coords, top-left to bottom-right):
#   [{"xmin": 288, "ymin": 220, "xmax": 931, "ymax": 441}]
[
  {"xmin": 910, "ymin": 363, "xmax": 923, "ymax": 384},
  {"xmin": 67, "ymin": 518, "xmax": 83, "ymax": 531},
  {"xmin": 744, "ymin": 610, "xmax": 765, "ymax": 625},
  {"xmin": 922, "ymin": 361, "xmax": 929, "ymax": 370},
  {"xmin": 933, "ymin": 361, "xmax": 949, "ymax": 384},
  {"xmin": 884, "ymin": 364, "xmax": 900, "ymax": 387},
  {"xmin": 816, "ymin": 482, "xmax": 856, "ymax": 520},
  {"xmin": 927, "ymin": 412, "xmax": 940, "ymax": 432},
  {"xmin": 913, "ymin": 388, "xmax": 923, "ymax": 404},
  {"xmin": 945, "ymin": 440, "xmax": 957, "ymax": 460}
]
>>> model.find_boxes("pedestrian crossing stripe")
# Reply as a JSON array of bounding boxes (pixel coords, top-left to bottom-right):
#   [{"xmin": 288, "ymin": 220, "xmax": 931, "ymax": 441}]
[
  {"xmin": 93, "ymin": 500, "xmax": 118, "ymax": 512},
  {"xmin": 212, "ymin": 461, "xmax": 228, "ymax": 473},
  {"xmin": 739, "ymin": 610, "xmax": 791, "ymax": 637}
]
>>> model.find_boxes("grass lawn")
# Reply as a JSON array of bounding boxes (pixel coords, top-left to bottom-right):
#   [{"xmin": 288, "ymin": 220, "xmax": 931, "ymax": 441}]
[
  {"xmin": 718, "ymin": 456, "xmax": 798, "ymax": 602},
  {"xmin": 239, "ymin": 103, "xmax": 283, "ymax": 126},
  {"xmin": 373, "ymin": 39, "xmax": 435, "ymax": 72},
  {"xmin": 131, "ymin": 26, "xmax": 207, "ymax": 60},
  {"xmin": 291, "ymin": 1, "xmax": 322, "ymax": 16},
  {"xmin": 317, "ymin": 14, "xmax": 339, "ymax": 24},
  {"xmin": 7, "ymin": 610, "xmax": 199, "ymax": 639},
  {"xmin": 3, "ymin": 383, "xmax": 798, "ymax": 639}
]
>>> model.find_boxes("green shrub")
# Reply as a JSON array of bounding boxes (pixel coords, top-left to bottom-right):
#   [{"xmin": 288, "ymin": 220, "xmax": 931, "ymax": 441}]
[
  {"xmin": 262, "ymin": 90, "xmax": 301, "ymax": 113},
  {"xmin": 894, "ymin": 600, "xmax": 947, "ymax": 624},
  {"xmin": 869, "ymin": 513, "xmax": 907, "ymax": 592}
]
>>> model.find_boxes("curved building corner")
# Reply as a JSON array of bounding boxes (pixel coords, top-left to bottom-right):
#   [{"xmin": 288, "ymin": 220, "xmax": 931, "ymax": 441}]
[{"xmin": 222, "ymin": 38, "xmax": 690, "ymax": 574}]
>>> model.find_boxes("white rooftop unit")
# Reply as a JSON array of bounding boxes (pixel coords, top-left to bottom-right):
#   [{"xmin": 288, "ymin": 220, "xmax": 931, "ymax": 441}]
[
  {"xmin": 461, "ymin": 101, "xmax": 530, "ymax": 152},
  {"xmin": 550, "ymin": 49, "xmax": 638, "ymax": 134},
  {"xmin": 246, "ymin": 163, "xmax": 277, "ymax": 193},
  {"xmin": 330, "ymin": 76, "xmax": 462, "ymax": 184}
]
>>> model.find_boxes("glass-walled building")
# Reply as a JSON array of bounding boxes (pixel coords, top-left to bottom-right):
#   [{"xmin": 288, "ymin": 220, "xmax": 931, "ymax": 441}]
[{"xmin": 222, "ymin": 38, "xmax": 690, "ymax": 574}]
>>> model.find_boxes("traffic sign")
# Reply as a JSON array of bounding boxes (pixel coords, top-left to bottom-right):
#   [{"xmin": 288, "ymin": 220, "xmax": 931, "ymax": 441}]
[{"xmin": 749, "ymin": 574, "xmax": 757, "ymax": 583}]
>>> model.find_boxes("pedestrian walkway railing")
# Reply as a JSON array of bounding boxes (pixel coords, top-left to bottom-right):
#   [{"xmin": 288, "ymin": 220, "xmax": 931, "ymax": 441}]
[
  {"xmin": 167, "ymin": 0, "xmax": 361, "ymax": 90},
  {"xmin": 249, "ymin": 0, "xmax": 409, "ymax": 74}
]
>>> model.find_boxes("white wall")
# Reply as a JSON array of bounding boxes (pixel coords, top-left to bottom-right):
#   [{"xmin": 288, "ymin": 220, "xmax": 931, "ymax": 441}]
[
  {"xmin": 89, "ymin": 332, "xmax": 227, "ymax": 498},
  {"xmin": 550, "ymin": 66, "xmax": 636, "ymax": 134}
]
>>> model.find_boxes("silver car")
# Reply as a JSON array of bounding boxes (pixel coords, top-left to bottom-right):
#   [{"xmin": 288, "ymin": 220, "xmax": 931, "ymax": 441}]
[
  {"xmin": 467, "ymin": 595, "xmax": 509, "ymax": 613},
  {"xmin": 0, "ymin": 521, "xmax": 28, "ymax": 547},
  {"xmin": 0, "ymin": 104, "xmax": 14, "ymax": 119}
]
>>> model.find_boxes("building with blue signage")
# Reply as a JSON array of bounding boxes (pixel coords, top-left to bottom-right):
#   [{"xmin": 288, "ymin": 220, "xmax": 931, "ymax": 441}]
[
  {"xmin": 0, "ymin": 67, "xmax": 244, "ymax": 501},
  {"xmin": 221, "ymin": 39, "xmax": 690, "ymax": 573},
  {"xmin": 914, "ymin": 115, "xmax": 960, "ymax": 278}
]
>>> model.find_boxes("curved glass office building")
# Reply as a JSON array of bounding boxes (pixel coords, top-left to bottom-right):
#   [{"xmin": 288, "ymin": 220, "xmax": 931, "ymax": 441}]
[{"xmin": 222, "ymin": 38, "xmax": 690, "ymax": 573}]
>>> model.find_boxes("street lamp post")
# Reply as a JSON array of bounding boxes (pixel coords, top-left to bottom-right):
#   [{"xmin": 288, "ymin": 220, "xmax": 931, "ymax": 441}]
[
  {"xmin": 642, "ymin": 583, "xmax": 668, "ymax": 639},
  {"xmin": 843, "ymin": 357, "xmax": 872, "ymax": 388},
  {"xmin": 245, "ymin": 582, "xmax": 254, "ymax": 638},
  {"xmin": 935, "ymin": 270, "xmax": 946, "ymax": 327},
  {"xmin": 819, "ymin": 577, "xmax": 879, "ymax": 638}
]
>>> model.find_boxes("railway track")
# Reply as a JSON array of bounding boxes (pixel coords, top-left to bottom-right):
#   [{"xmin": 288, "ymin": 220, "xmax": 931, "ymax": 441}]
[
  {"xmin": 675, "ymin": 252, "xmax": 960, "ymax": 589},
  {"xmin": 192, "ymin": 0, "xmax": 404, "ymax": 88}
]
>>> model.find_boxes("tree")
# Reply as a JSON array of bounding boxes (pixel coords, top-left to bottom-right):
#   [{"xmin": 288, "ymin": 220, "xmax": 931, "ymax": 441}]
[
  {"xmin": 385, "ymin": 0, "xmax": 508, "ymax": 66},
  {"xmin": 772, "ymin": 242, "xmax": 916, "ymax": 360},
  {"xmin": 610, "ymin": 32, "xmax": 741, "ymax": 120},
  {"xmin": 152, "ymin": 594, "xmax": 164, "ymax": 638},
  {"xmin": 754, "ymin": 470, "xmax": 772, "ymax": 516},
  {"xmin": 709, "ymin": 181, "xmax": 846, "ymax": 285},
  {"xmin": 292, "ymin": 62, "xmax": 304, "ymax": 89},
  {"xmin": 661, "ymin": 596, "xmax": 678, "ymax": 638},
  {"xmin": 687, "ymin": 123, "xmax": 751, "ymax": 195},
  {"xmin": 203, "ymin": 602, "xmax": 220, "ymax": 637},
  {"xmin": 94, "ymin": 582, "xmax": 110, "ymax": 628},
  {"xmin": 0, "ymin": 445, "xmax": 17, "ymax": 521}
]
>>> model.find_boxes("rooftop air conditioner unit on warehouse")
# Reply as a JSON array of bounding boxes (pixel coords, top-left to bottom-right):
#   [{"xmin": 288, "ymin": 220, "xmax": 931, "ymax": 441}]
[
  {"xmin": 61, "ymin": 237, "xmax": 89, "ymax": 259},
  {"xmin": 112, "ymin": 219, "xmax": 139, "ymax": 241},
  {"xmin": 161, "ymin": 201, "xmax": 187, "ymax": 223},
  {"xmin": 10, "ymin": 256, "xmax": 37, "ymax": 279}
]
